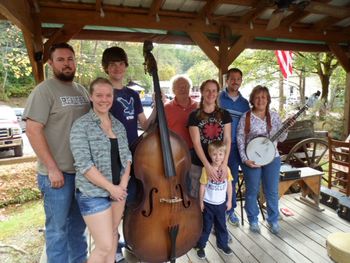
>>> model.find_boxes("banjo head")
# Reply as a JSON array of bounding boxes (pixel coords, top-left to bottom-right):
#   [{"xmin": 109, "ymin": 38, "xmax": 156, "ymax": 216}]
[{"xmin": 246, "ymin": 137, "xmax": 276, "ymax": 166}]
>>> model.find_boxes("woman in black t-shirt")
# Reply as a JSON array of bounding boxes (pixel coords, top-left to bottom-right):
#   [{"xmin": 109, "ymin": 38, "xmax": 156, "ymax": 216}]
[{"xmin": 187, "ymin": 79, "xmax": 232, "ymax": 198}]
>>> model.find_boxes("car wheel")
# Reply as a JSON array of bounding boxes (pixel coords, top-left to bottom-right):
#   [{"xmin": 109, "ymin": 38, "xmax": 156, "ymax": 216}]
[{"xmin": 14, "ymin": 145, "xmax": 23, "ymax": 157}]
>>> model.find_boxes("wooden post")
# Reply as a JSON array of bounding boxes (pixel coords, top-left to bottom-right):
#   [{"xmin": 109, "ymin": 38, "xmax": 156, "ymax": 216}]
[{"xmin": 345, "ymin": 72, "xmax": 350, "ymax": 138}]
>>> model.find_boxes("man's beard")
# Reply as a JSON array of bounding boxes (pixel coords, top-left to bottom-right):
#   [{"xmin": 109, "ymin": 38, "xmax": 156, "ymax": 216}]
[{"xmin": 53, "ymin": 68, "xmax": 75, "ymax": 82}]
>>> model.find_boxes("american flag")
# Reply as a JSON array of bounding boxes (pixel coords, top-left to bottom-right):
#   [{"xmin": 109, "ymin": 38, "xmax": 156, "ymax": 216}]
[{"xmin": 275, "ymin": 50, "xmax": 293, "ymax": 79}]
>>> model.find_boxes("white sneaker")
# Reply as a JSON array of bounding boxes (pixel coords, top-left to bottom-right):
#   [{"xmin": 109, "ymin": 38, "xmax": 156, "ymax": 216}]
[{"xmin": 115, "ymin": 251, "xmax": 124, "ymax": 262}]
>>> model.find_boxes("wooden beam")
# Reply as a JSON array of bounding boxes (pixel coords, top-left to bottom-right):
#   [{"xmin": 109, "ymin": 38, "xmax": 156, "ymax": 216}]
[
  {"xmin": 187, "ymin": 31, "xmax": 219, "ymax": 67},
  {"xmin": 43, "ymin": 28, "xmax": 195, "ymax": 45},
  {"xmin": 313, "ymin": 17, "xmax": 345, "ymax": 31},
  {"xmin": 95, "ymin": 0, "xmax": 102, "ymax": 12},
  {"xmin": 227, "ymin": 35, "xmax": 253, "ymax": 65},
  {"xmin": 219, "ymin": 25, "xmax": 230, "ymax": 86},
  {"xmin": 249, "ymin": 39, "xmax": 330, "ymax": 52},
  {"xmin": 0, "ymin": 0, "xmax": 44, "ymax": 83},
  {"xmin": 22, "ymin": 30, "xmax": 44, "ymax": 83},
  {"xmin": 345, "ymin": 73, "xmax": 350, "ymax": 136},
  {"xmin": 328, "ymin": 42, "xmax": 350, "ymax": 73},
  {"xmin": 240, "ymin": 0, "xmax": 270, "ymax": 24},
  {"xmin": 0, "ymin": 0, "xmax": 34, "ymax": 36},
  {"xmin": 37, "ymin": 6, "xmax": 350, "ymax": 43},
  {"xmin": 280, "ymin": 11, "xmax": 309, "ymax": 27},
  {"xmin": 41, "ymin": 28, "xmax": 336, "ymax": 53},
  {"xmin": 43, "ymin": 24, "xmax": 84, "ymax": 63},
  {"xmin": 199, "ymin": 0, "xmax": 221, "ymax": 18},
  {"xmin": 149, "ymin": 0, "xmax": 164, "ymax": 17}
]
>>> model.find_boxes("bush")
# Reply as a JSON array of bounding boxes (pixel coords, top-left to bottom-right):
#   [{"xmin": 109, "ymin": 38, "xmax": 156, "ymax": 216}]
[{"xmin": 6, "ymin": 83, "xmax": 34, "ymax": 98}]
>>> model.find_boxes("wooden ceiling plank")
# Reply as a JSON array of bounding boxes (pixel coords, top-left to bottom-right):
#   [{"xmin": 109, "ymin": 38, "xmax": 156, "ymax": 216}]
[
  {"xmin": 37, "ymin": 6, "xmax": 350, "ymax": 43},
  {"xmin": 240, "ymin": 0, "xmax": 270, "ymax": 24},
  {"xmin": 0, "ymin": 0, "xmax": 35, "ymax": 36},
  {"xmin": 187, "ymin": 31, "xmax": 219, "ymax": 67},
  {"xmin": 149, "ymin": 0, "xmax": 164, "ymax": 16},
  {"xmin": 328, "ymin": 42, "xmax": 350, "ymax": 73},
  {"xmin": 43, "ymin": 23, "xmax": 84, "ymax": 63},
  {"xmin": 95, "ymin": 0, "xmax": 102, "ymax": 12},
  {"xmin": 227, "ymin": 35, "xmax": 253, "ymax": 65},
  {"xmin": 199, "ymin": 0, "xmax": 222, "ymax": 18},
  {"xmin": 313, "ymin": 17, "xmax": 343, "ymax": 31},
  {"xmin": 280, "ymin": 11, "xmax": 309, "ymax": 27}
]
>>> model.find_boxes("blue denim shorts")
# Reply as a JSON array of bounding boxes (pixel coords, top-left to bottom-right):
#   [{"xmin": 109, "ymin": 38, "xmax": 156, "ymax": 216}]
[{"xmin": 75, "ymin": 189, "xmax": 111, "ymax": 216}]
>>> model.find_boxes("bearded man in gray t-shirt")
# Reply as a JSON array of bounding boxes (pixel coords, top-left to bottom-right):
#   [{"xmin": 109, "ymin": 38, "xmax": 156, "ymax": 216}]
[{"xmin": 24, "ymin": 43, "xmax": 90, "ymax": 263}]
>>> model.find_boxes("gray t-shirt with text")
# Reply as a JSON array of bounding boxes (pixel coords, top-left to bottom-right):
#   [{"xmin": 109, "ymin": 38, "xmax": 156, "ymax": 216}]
[{"xmin": 24, "ymin": 78, "xmax": 90, "ymax": 175}]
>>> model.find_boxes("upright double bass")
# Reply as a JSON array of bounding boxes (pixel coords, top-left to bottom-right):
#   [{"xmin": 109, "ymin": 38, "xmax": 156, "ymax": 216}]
[{"xmin": 123, "ymin": 41, "xmax": 202, "ymax": 263}]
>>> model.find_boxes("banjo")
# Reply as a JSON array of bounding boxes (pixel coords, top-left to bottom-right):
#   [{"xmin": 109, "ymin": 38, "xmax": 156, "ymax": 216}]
[{"xmin": 245, "ymin": 91, "xmax": 320, "ymax": 166}]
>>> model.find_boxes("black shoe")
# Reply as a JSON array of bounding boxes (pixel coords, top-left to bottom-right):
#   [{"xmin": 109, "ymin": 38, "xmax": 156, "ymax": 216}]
[
  {"xmin": 196, "ymin": 247, "xmax": 206, "ymax": 259},
  {"xmin": 228, "ymin": 234, "xmax": 233, "ymax": 244},
  {"xmin": 218, "ymin": 246, "xmax": 233, "ymax": 256}
]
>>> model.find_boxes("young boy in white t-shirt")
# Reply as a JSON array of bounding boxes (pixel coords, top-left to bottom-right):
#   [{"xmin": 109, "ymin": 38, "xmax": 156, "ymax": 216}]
[{"xmin": 195, "ymin": 141, "xmax": 234, "ymax": 259}]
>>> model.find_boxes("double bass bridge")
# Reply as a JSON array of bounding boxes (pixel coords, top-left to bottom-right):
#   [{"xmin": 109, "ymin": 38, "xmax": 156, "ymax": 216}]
[{"xmin": 160, "ymin": 196, "xmax": 183, "ymax": 204}]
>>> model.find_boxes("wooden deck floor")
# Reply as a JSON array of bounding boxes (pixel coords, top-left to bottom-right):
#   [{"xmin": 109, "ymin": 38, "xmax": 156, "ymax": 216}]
[{"xmin": 122, "ymin": 193, "xmax": 350, "ymax": 263}]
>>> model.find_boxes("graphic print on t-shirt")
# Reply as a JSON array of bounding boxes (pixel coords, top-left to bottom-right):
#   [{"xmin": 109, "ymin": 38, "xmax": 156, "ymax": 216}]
[
  {"xmin": 198, "ymin": 116, "xmax": 223, "ymax": 144},
  {"xmin": 117, "ymin": 97, "xmax": 135, "ymax": 120},
  {"xmin": 60, "ymin": 96, "xmax": 89, "ymax": 106}
]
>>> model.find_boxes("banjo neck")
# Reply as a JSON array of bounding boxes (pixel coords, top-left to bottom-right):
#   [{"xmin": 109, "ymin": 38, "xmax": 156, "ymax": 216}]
[{"xmin": 269, "ymin": 104, "xmax": 308, "ymax": 143}]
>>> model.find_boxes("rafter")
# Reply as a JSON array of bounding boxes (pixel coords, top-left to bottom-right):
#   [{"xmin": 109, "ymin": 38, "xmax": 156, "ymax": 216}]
[
  {"xmin": 41, "ymin": 27, "xmax": 335, "ymax": 53},
  {"xmin": 187, "ymin": 31, "xmax": 219, "ymax": 67},
  {"xmin": 239, "ymin": 0, "xmax": 270, "ymax": 24},
  {"xmin": 0, "ymin": 0, "xmax": 35, "ymax": 36},
  {"xmin": 149, "ymin": 0, "xmax": 164, "ymax": 17},
  {"xmin": 227, "ymin": 35, "xmax": 253, "ymax": 65},
  {"xmin": 43, "ymin": 24, "xmax": 84, "ymax": 62},
  {"xmin": 37, "ymin": 6, "xmax": 350, "ymax": 43},
  {"xmin": 219, "ymin": 25, "xmax": 230, "ymax": 84},
  {"xmin": 95, "ymin": 0, "xmax": 102, "ymax": 12},
  {"xmin": 312, "ymin": 17, "xmax": 344, "ymax": 32},
  {"xmin": 199, "ymin": 0, "xmax": 222, "ymax": 19},
  {"xmin": 328, "ymin": 42, "xmax": 350, "ymax": 73},
  {"xmin": 280, "ymin": 11, "xmax": 309, "ymax": 27}
]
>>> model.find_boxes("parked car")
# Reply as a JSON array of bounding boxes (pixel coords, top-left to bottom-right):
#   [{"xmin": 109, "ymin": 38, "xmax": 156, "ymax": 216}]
[
  {"xmin": 141, "ymin": 95, "xmax": 154, "ymax": 107},
  {"xmin": 190, "ymin": 92, "xmax": 201, "ymax": 102},
  {"xmin": 0, "ymin": 105, "xmax": 23, "ymax": 157},
  {"xmin": 13, "ymin": 107, "xmax": 26, "ymax": 132}
]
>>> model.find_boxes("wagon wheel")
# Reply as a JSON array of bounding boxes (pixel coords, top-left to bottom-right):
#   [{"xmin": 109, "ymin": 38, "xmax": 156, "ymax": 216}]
[{"xmin": 284, "ymin": 138, "xmax": 329, "ymax": 192}]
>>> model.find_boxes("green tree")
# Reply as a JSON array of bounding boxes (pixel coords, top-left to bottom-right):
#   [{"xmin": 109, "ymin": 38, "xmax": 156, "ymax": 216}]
[
  {"xmin": 0, "ymin": 21, "xmax": 34, "ymax": 99},
  {"xmin": 187, "ymin": 60, "xmax": 218, "ymax": 88}
]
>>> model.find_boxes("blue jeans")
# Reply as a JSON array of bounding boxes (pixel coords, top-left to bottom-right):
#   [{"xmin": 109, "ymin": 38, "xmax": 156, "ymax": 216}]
[
  {"xmin": 227, "ymin": 144, "xmax": 241, "ymax": 213},
  {"xmin": 38, "ymin": 173, "xmax": 87, "ymax": 263},
  {"xmin": 197, "ymin": 202, "xmax": 228, "ymax": 249},
  {"xmin": 241, "ymin": 157, "xmax": 281, "ymax": 224}
]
